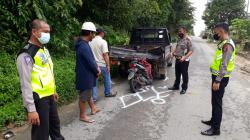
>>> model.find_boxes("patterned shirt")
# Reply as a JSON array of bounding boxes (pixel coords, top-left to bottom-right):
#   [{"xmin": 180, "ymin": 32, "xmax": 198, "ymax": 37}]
[{"xmin": 175, "ymin": 37, "xmax": 193, "ymax": 58}]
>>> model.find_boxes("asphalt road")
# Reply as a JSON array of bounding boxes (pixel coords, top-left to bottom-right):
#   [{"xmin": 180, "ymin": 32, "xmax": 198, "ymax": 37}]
[{"xmin": 14, "ymin": 37, "xmax": 250, "ymax": 140}]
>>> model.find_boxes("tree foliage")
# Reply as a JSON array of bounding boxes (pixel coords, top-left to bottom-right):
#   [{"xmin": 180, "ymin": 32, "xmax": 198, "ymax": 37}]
[
  {"xmin": 0, "ymin": 0, "xmax": 82, "ymax": 54},
  {"xmin": 231, "ymin": 18, "xmax": 250, "ymax": 41},
  {"xmin": 167, "ymin": 0, "xmax": 195, "ymax": 34},
  {"xmin": 79, "ymin": 0, "xmax": 194, "ymax": 34},
  {"xmin": 202, "ymin": 0, "xmax": 245, "ymax": 29}
]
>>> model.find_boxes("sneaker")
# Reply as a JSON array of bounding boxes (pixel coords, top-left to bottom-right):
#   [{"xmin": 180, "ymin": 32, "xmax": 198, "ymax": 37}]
[{"xmin": 105, "ymin": 92, "xmax": 117, "ymax": 97}]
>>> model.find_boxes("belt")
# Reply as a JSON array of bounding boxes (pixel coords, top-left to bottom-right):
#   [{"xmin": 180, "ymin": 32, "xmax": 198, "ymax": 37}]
[
  {"xmin": 210, "ymin": 68, "xmax": 232, "ymax": 75},
  {"xmin": 175, "ymin": 56, "xmax": 182, "ymax": 59}
]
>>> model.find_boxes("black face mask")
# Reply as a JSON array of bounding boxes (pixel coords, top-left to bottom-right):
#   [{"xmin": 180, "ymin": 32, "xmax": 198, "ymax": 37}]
[
  {"xmin": 213, "ymin": 33, "xmax": 220, "ymax": 41},
  {"xmin": 178, "ymin": 33, "xmax": 184, "ymax": 39}
]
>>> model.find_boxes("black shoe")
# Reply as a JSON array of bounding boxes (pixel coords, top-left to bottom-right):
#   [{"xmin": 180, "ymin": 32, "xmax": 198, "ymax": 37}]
[
  {"xmin": 201, "ymin": 120, "xmax": 212, "ymax": 126},
  {"xmin": 201, "ymin": 127, "xmax": 220, "ymax": 136},
  {"xmin": 168, "ymin": 86, "xmax": 179, "ymax": 90},
  {"xmin": 180, "ymin": 90, "xmax": 186, "ymax": 94},
  {"xmin": 105, "ymin": 92, "xmax": 117, "ymax": 97}
]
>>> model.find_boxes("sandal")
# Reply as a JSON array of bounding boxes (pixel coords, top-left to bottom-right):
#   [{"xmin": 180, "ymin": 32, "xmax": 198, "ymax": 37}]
[
  {"xmin": 79, "ymin": 118, "xmax": 95, "ymax": 123},
  {"xmin": 91, "ymin": 108, "xmax": 101, "ymax": 115}
]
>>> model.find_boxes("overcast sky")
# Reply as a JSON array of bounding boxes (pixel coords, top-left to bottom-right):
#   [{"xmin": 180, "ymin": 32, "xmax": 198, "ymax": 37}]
[
  {"xmin": 189, "ymin": 0, "xmax": 207, "ymax": 36},
  {"xmin": 190, "ymin": 0, "xmax": 249, "ymax": 36}
]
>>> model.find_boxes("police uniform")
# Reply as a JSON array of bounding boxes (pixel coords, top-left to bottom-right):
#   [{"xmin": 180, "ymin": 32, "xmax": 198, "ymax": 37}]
[
  {"xmin": 209, "ymin": 39, "xmax": 236, "ymax": 131},
  {"xmin": 16, "ymin": 43, "xmax": 64, "ymax": 140},
  {"xmin": 173, "ymin": 37, "xmax": 193, "ymax": 91}
]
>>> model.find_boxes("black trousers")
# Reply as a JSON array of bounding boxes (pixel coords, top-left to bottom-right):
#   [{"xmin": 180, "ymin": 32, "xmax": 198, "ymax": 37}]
[
  {"xmin": 32, "ymin": 94, "xmax": 64, "ymax": 140},
  {"xmin": 173, "ymin": 60, "xmax": 189, "ymax": 90},
  {"xmin": 211, "ymin": 75, "xmax": 229, "ymax": 130}
]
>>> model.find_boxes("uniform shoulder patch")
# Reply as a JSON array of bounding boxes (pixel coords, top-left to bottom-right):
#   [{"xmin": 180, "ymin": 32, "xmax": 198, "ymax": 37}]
[
  {"xmin": 24, "ymin": 55, "xmax": 33, "ymax": 65},
  {"xmin": 223, "ymin": 44, "xmax": 233, "ymax": 52}
]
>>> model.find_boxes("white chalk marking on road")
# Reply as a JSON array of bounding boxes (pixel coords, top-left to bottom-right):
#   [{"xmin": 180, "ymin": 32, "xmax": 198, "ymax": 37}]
[
  {"xmin": 164, "ymin": 76, "xmax": 169, "ymax": 81},
  {"xmin": 120, "ymin": 94, "xmax": 143, "ymax": 109},
  {"xmin": 150, "ymin": 86, "xmax": 169, "ymax": 104},
  {"xmin": 158, "ymin": 85, "xmax": 168, "ymax": 89},
  {"xmin": 151, "ymin": 98, "xmax": 166, "ymax": 104},
  {"xmin": 120, "ymin": 85, "xmax": 172, "ymax": 108}
]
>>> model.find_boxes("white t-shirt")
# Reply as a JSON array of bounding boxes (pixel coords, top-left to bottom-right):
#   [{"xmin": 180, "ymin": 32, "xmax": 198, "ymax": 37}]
[{"xmin": 89, "ymin": 36, "xmax": 109, "ymax": 67}]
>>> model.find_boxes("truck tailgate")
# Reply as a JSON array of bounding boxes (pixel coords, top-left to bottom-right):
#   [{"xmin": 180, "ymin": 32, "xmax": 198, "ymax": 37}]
[{"xmin": 110, "ymin": 47, "xmax": 160, "ymax": 60}]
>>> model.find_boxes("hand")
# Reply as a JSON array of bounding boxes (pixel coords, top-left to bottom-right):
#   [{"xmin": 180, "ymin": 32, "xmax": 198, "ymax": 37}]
[
  {"xmin": 171, "ymin": 52, "xmax": 176, "ymax": 57},
  {"xmin": 28, "ymin": 112, "xmax": 40, "ymax": 126},
  {"xmin": 180, "ymin": 56, "xmax": 186, "ymax": 62},
  {"xmin": 97, "ymin": 67, "xmax": 102, "ymax": 76},
  {"xmin": 106, "ymin": 66, "xmax": 110, "ymax": 74},
  {"xmin": 53, "ymin": 92, "xmax": 59, "ymax": 102},
  {"xmin": 212, "ymin": 82, "xmax": 220, "ymax": 91}
]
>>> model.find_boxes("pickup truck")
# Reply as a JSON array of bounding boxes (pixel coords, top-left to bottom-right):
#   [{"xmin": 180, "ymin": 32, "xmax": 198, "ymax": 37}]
[{"xmin": 110, "ymin": 27, "xmax": 172, "ymax": 79}]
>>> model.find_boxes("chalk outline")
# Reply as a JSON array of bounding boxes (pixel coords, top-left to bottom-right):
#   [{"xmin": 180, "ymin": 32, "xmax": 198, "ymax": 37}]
[{"xmin": 119, "ymin": 85, "xmax": 172, "ymax": 109}]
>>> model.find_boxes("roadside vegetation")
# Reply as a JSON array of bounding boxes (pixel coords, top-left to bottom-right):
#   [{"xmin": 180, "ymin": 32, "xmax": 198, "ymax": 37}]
[
  {"xmin": 201, "ymin": 0, "xmax": 250, "ymax": 52},
  {"xmin": 0, "ymin": 0, "xmax": 194, "ymax": 129}
]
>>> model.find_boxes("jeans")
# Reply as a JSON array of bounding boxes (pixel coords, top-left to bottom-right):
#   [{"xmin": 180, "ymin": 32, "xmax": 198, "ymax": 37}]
[{"xmin": 92, "ymin": 66, "xmax": 112, "ymax": 101}]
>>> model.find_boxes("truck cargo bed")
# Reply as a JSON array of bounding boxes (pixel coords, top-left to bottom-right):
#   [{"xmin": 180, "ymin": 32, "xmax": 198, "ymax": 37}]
[{"xmin": 110, "ymin": 47, "xmax": 160, "ymax": 61}]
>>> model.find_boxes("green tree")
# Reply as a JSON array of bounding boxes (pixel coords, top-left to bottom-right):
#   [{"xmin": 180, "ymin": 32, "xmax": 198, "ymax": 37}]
[
  {"xmin": 0, "ymin": 0, "xmax": 83, "ymax": 54},
  {"xmin": 167, "ymin": 0, "xmax": 195, "ymax": 34},
  {"xmin": 79, "ymin": 0, "xmax": 133, "ymax": 30},
  {"xmin": 202, "ymin": 0, "xmax": 245, "ymax": 29},
  {"xmin": 231, "ymin": 18, "xmax": 250, "ymax": 41}
]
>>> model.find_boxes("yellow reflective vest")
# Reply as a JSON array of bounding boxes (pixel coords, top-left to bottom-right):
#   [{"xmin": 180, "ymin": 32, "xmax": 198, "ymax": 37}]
[
  {"xmin": 210, "ymin": 39, "xmax": 236, "ymax": 77},
  {"xmin": 31, "ymin": 48, "xmax": 55, "ymax": 98}
]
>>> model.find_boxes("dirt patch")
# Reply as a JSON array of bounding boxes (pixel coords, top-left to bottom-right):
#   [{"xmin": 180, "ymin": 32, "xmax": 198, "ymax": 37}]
[{"xmin": 235, "ymin": 51, "xmax": 250, "ymax": 74}]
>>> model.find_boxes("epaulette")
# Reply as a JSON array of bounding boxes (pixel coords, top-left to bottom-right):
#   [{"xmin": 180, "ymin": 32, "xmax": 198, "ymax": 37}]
[{"xmin": 17, "ymin": 43, "xmax": 40, "ymax": 62}]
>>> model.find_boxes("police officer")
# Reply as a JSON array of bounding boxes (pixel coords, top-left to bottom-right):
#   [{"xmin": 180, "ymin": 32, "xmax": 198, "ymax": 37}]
[
  {"xmin": 168, "ymin": 27, "xmax": 193, "ymax": 94},
  {"xmin": 16, "ymin": 19, "xmax": 64, "ymax": 140},
  {"xmin": 201, "ymin": 23, "xmax": 236, "ymax": 136}
]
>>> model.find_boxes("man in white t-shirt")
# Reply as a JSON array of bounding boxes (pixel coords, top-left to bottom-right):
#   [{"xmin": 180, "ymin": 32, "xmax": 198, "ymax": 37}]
[{"xmin": 89, "ymin": 29, "xmax": 117, "ymax": 102}]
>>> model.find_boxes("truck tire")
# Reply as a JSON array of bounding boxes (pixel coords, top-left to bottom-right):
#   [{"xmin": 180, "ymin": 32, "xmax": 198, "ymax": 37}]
[
  {"xmin": 118, "ymin": 65, "xmax": 127, "ymax": 78},
  {"xmin": 129, "ymin": 78, "xmax": 141, "ymax": 93},
  {"xmin": 160, "ymin": 74, "xmax": 166, "ymax": 80}
]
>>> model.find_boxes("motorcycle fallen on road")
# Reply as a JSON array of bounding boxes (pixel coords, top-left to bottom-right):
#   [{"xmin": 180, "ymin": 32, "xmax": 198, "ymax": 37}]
[{"xmin": 128, "ymin": 58, "xmax": 153, "ymax": 93}]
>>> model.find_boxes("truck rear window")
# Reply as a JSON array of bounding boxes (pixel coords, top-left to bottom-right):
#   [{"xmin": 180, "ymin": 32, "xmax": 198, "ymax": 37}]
[{"xmin": 130, "ymin": 29, "xmax": 169, "ymax": 45}]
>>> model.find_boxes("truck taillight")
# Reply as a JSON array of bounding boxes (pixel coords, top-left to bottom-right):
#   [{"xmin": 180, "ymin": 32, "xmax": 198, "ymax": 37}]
[{"xmin": 111, "ymin": 60, "xmax": 120, "ymax": 65}]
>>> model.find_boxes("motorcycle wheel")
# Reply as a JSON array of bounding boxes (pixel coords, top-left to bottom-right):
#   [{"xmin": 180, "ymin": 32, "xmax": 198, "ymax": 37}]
[{"xmin": 129, "ymin": 77, "xmax": 141, "ymax": 93}]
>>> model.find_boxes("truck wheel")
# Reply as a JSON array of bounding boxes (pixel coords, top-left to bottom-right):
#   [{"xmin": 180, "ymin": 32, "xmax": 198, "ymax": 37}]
[
  {"xmin": 129, "ymin": 78, "xmax": 140, "ymax": 93},
  {"xmin": 118, "ymin": 65, "xmax": 127, "ymax": 78},
  {"xmin": 160, "ymin": 74, "xmax": 166, "ymax": 80}
]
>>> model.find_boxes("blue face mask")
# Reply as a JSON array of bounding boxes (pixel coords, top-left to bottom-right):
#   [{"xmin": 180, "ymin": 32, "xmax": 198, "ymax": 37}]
[{"xmin": 38, "ymin": 32, "xmax": 50, "ymax": 44}]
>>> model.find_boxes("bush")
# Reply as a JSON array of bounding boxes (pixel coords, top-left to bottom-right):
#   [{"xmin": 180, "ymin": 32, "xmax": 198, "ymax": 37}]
[
  {"xmin": 53, "ymin": 52, "xmax": 77, "ymax": 105},
  {"xmin": 0, "ymin": 52, "xmax": 25, "ymax": 128},
  {"xmin": 97, "ymin": 25, "xmax": 129, "ymax": 46}
]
